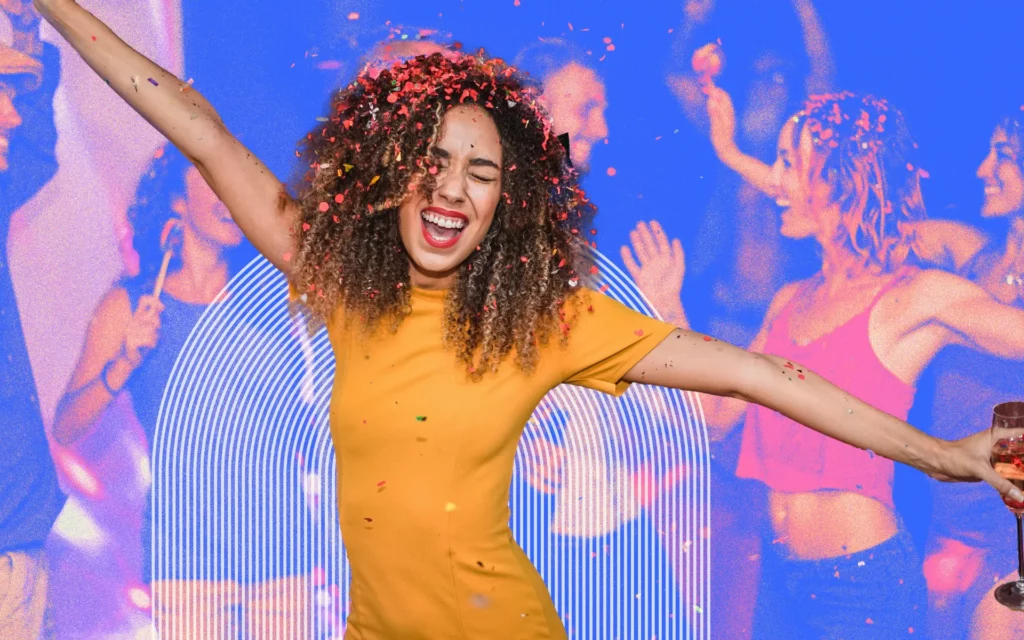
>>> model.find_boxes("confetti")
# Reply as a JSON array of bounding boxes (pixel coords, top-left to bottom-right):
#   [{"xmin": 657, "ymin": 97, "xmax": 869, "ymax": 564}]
[
  {"xmin": 703, "ymin": 336, "xmax": 712, "ymax": 341},
  {"xmin": 415, "ymin": 416, "xmax": 427, "ymax": 421},
  {"xmin": 318, "ymin": 202, "xmax": 329, "ymax": 212},
  {"xmin": 606, "ymin": 167, "xmax": 617, "ymax": 176},
  {"xmin": 91, "ymin": 35, "xmax": 97, "ymax": 41},
  {"xmin": 348, "ymin": 12, "xmax": 360, "ymax": 20},
  {"xmin": 377, "ymin": 480, "xmax": 387, "ymax": 487},
  {"xmin": 148, "ymin": 78, "xmax": 158, "ymax": 86},
  {"xmin": 369, "ymin": 175, "xmax": 380, "ymax": 185},
  {"xmin": 445, "ymin": 502, "xmax": 458, "ymax": 512},
  {"xmin": 634, "ymin": 329, "xmax": 644, "ymax": 337},
  {"xmin": 334, "ymin": 193, "xmax": 345, "ymax": 203}
]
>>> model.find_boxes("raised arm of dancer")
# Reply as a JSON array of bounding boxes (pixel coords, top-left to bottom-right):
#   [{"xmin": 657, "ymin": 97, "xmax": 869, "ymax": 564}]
[
  {"xmin": 34, "ymin": 0, "xmax": 297, "ymax": 272},
  {"xmin": 792, "ymin": 0, "xmax": 835, "ymax": 95},
  {"xmin": 621, "ymin": 220, "xmax": 800, "ymax": 440},
  {"xmin": 704, "ymin": 85, "xmax": 777, "ymax": 197},
  {"xmin": 917, "ymin": 268, "xmax": 1024, "ymax": 357},
  {"xmin": 623, "ymin": 326, "xmax": 1024, "ymax": 503}
]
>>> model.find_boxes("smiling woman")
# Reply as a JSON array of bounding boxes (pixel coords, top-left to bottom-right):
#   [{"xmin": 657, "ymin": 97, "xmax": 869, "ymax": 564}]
[{"xmin": 289, "ymin": 53, "xmax": 594, "ymax": 379}]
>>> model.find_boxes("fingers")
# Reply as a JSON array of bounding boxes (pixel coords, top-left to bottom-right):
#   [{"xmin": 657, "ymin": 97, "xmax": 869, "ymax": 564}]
[
  {"xmin": 136, "ymin": 294, "xmax": 165, "ymax": 317},
  {"xmin": 629, "ymin": 228, "xmax": 650, "ymax": 265},
  {"xmin": 672, "ymin": 238, "xmax": 686, "ymax": 271},
  {"xmin": 979, "ymin": 464, "xmax": 1024, "ymax": 504},
  {"xmin": 650, "ymin": 220, "xmax": 671, "ymax": 256},
  {"xmin": 620, "ymin": 246, "xmax": 641, "ymax": 279}
]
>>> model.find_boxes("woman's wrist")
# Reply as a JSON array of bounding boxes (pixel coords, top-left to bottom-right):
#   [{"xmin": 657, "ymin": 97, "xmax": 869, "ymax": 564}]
[{"xmin": 100, "ymin": 354, "xmax": 134, "ymax": 395}]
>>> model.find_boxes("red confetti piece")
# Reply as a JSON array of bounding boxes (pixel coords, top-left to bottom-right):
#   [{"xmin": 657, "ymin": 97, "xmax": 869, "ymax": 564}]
[
  {"xmin": 387, "ymin": 93, "xmax": 399, "ymax": 103},
  {"xmin": 302, "ymin": 223, "xmax": 311, "ymax": 231},
  {"xmin": 607, "ymin": 167, "xmax": 617, "ymax": 176},
  {"xmin": 348, "ymin": 12, "xmax": 359, "ymax": 20},
  {"xmin": 703, "ymin": 336, "xmax": 712, "ymax": 342},
  {"xmin": 282, "ymin": 252, "xmax": 292, "ymax": 262},
  {"xmin": 599, "ymin": 284, "xmax": 610, "ymax": 293},
  {"xmin": 429, "ymin": 166, "xmax": 439, "ymax": 174},
  {"xmin": 91, "ymin": 35, "xmax": 97, "ymax": 41},
  {"xmin": 377, "ymin": 480, "xmax": 386, "ymax": 486},
  {"xmin": 589, "ymin": 265, "xmax": 599, "ymax": 274},
  {"xmin": 318, "ymin": 202, "xmax": 329, "ymax": 212},
  {"xmin": 798, "ymin": 374, "xmax": 805, "ymax": 380},
  {"xmin": 866, "ymin": 618, "xmax": 874, "ymax": 625},
  {"xmin": 334, "ymin": 193, "xmax": 344, "ymax": 203},
  {"xmin": 634, "ymin": 329, "xmax": 644, "ymax": 337}
]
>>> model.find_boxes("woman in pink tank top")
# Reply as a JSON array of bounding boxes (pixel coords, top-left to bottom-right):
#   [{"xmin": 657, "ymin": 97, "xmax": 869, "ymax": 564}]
[{"xmin": 627, "ymin": 92, "xmax": 1024, "ymax": 638}]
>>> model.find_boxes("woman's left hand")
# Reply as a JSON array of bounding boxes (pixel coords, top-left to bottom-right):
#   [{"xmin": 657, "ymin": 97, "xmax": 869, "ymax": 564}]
[{"xmin": 927, "ymin": 428, "xmax": 1024, "ymax": 505}]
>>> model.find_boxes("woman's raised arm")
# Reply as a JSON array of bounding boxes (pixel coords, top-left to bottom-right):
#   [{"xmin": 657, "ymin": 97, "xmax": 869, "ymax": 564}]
[{"xmin": 35, "ymin": 0, "xmax": 298, "ymax": 273}]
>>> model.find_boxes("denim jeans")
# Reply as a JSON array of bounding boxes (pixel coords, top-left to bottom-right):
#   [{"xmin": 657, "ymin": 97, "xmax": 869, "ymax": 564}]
[{"xmin": 752, "ymin": 529, "xmax": 927, "ymax": 639}]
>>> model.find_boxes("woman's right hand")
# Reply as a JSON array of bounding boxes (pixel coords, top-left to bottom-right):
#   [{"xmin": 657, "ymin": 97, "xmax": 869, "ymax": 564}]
[
  {"xmin": 122, "ymin": 294, "xmax": 164, "ymax": 368},
  {"xmin": 621, "ymin": 220, "xmax": 687, "ymax": 324}
]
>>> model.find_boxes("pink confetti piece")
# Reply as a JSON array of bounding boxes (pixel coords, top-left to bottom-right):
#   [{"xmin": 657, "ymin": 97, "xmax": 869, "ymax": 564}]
[{"xmin": 318, "ymin": 202, "xmax": 329, "ymax": 212}]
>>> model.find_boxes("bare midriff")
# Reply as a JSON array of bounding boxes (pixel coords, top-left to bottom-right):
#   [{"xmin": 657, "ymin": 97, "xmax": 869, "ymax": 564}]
[{"xmin": 767, "ymin": 489, "xmax": 898, "ymax": 559}]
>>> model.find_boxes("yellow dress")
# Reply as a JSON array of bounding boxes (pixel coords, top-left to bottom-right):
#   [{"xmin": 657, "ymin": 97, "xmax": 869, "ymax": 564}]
[{"xmin": 320, "ymin": 286, "xmax": 676, "ymax": 639}]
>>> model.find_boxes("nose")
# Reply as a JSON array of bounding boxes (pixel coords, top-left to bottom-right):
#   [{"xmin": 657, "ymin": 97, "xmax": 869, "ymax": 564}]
[
  {"xmin": 769, "ymin": 159, "xmax": 783, "ymax": 195},
  {"xmin": 977, "ymin": 150, "xmax": 995, "ymax": 181},
  {"xmin": 435, "ymin": 168, "xmax": 467, "ymax": 205},
  {"xmin": 0, "ymin": 94, "xmax": 22, "ymax": 132}
]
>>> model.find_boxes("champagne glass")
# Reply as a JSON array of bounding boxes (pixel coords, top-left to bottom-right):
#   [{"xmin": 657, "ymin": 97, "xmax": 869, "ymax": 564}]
[{"xmin": 991, "ymin": 401, "xmax": 1024, "ymax": 610}]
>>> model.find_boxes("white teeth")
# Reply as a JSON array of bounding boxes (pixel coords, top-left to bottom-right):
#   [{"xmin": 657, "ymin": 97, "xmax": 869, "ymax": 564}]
[{"xmin": 421, "ymin": 211, "xmax": 466, "ymax": 230}]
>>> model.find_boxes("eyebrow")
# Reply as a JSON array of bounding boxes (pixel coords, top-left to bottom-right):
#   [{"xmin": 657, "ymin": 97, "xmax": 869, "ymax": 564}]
[{"xmin": 429, "ymin": 146, "xmax": 501, "ymax": 171}]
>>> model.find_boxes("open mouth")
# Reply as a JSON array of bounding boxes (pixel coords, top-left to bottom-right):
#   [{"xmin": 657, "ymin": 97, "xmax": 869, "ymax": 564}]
[{"xmin": 420, "ymin": 207, "xmax": 467, "ymax": 249}]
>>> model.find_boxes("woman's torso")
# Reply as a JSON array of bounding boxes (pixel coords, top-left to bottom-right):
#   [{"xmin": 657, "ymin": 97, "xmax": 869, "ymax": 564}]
[{"xmin": 739, "ymin": 268, "xmax": 921, "ymax": 559}]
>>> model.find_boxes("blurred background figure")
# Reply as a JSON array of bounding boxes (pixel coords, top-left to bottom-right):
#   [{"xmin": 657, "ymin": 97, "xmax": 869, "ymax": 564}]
[
  {"xmin": 48, "ymin": 144, "xmax": 313, "ymax": 639},
  {"xmin": 0, "ymin": 2, "xmax": 65, "ymax": 637},
  {"xmin": 515, "ymin": 37, "xmax": 608, "ymax": 172},
  {"xmin": 908, "ymin": 111, "xmax": 1024, "ymax": 640}
]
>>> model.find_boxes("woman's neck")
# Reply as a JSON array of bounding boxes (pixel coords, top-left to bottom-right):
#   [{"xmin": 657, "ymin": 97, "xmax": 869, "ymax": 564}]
[{"xmin": 817, "ymin": 240, "xmax": 877, "ymax": 290}]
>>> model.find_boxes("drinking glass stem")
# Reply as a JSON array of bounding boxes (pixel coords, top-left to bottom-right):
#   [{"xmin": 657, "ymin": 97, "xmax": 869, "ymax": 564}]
[{"xmin": 1017, "ymin": 514, "xmax": 1024, "ymax": 587}]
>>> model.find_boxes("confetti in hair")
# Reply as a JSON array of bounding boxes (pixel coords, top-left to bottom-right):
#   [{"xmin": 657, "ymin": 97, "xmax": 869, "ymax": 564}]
[{"xmin": 791, "ymin": 92, "xmax": 926, "ymax": 271}]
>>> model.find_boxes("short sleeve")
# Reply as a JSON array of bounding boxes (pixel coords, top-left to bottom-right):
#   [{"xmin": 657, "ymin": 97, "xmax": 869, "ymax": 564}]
[{"xmin": 560, "ymin": 288, "xmax": 678, "ymax": 397}]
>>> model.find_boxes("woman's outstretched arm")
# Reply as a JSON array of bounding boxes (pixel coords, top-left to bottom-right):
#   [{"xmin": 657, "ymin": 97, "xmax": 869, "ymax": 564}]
[
  {"xmin": 35, "ymin": 0, "xmax": 297, "ymax": 273},
  {"xmin": 623, "ymin": 328, "xmax": 1024, "ymax": 503}
]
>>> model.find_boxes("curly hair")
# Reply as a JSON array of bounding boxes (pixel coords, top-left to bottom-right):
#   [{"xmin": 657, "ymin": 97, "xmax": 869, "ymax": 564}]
[
  {"xmin": 289, "ymin": 50, "xmax": 597, "ymax": 380},
  {"xmin": 791, "ymin": 92, "xmax": 926, "ymax": 272}
]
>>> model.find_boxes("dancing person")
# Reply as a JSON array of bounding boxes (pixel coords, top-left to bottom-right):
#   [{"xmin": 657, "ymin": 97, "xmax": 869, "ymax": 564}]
[
  {"xmin": 909, "ymin": 113, "xmax": 1024, "ymax": 640},
  {"xmin": 0, "ymin": 3, "xmax": 65, "ymax": 637},
  {"xmin": 51, "ymin": 145, "xmax": 312, "ymax": 639},
  {"xmin": 35, "ymin": 2, "xmax": 1024, "ymax": 637},
  {"xmin": 626, "ymin": 90, "xmax": 1024, "ymax": 638}
]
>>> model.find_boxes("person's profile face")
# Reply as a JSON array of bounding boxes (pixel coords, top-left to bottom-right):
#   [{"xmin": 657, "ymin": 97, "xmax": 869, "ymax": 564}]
[
  {"xmin": 771, "ymin": 119, "xmax": 836, "ymax": 240},
  {"xmin": 977, "ymin": 125, "xmax": 1024, "ymax": 218},
  {"xmin": 539, "ymin": 62, "xmax": 608, "ymax": 171},
  {"xmin": 397, "ymin": 105, "xmax": 503, "ymax": 288},
  {"xmin": 173, "ymin": 166, "xmax": 244, "ymax": 249},
  {"xmin": 0, "ymin": 79, "xmax": 22, "ymax": 173}
]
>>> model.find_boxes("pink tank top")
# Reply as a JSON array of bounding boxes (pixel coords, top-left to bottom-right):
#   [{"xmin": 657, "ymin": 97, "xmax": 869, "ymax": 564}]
[{"xmin": 735, "ymin": 271, "xmax": 917, "ymax": 510}]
